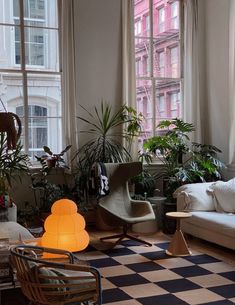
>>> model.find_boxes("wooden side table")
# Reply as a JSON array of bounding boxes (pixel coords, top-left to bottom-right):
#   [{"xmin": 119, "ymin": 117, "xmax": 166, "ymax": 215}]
[{"xmin": 165, "ymin": 211, "xmax": 192, "ymax": 256}]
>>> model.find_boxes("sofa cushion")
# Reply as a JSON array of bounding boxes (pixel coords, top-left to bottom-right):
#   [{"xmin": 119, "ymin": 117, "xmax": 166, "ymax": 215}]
[
  {"xmin": 182, "ymin": 211, "xmax": 235, "ymax": 239},
  {"xmin": 209, "ymin": 178, "xmax": 235, "ymax": 213},
  {"xmin": 0, "ymin": 221, "xmax": 34, "ymax": 241},
  {"xmin": 174, "ymin": 182, "xmax": 215, "ymax": 211}
]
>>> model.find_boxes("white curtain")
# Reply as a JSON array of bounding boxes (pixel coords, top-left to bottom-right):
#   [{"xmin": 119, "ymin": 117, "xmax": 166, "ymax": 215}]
[
  {"xmin": 228, "ymin": 0, "xmax": 235, "ymax": 165},
  {"xmin": 121, "ymin": 0, "xmax": 138, "ymax": 160},
  {"xmin": 183, "ymin": 0, "xmax": 203, "ymax": 143},
  {"xmin": 60, "ymin": 0, "xmax": 78, "ymax": 166}
]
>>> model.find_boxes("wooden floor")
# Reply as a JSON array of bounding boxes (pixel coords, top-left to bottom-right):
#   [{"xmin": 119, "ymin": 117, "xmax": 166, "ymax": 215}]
[{"xmin": 89, "ymin": 227, "xmax": 235, "ymax": 266}]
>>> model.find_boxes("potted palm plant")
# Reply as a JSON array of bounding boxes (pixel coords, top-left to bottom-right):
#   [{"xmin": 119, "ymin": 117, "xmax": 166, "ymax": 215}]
[
  {"xmin": 73, "ymin": 102, "xmax": 143, "ymax": 228},
  {"xmin": 73, "ymin": 102, "xmax": 143, "ymax": 202}
]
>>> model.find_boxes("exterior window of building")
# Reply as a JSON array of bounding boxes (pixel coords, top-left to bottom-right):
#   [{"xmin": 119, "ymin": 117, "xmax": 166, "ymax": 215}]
[
  {"xmin": 157, "ymin": 94, "xmax": 165, "ymax": 118},
  {"xmin": 143, "ymin": 56, "xmax": 150, "ymax": 76},
  {"xmin": 170, "ymin": 46, "xmax": 178, "ymax": 78},
  {"xmin": 170, "ymin": 92, "xmax": 179, "ymax": 117},
  {"xmin": 157, "ymin": 51, "xmax": 165, "ymax": 77},
  {"xmin": 134, "ymin": 0, "xmax": 182, "ymax": 144},
  {"xmin": 158, "ymin": 7, "xmax": 165, "ymax": 33},
  {"xmin": 136, "ymin": 58, "xmax": 141, "ymax": 76},
  {"xmin": 144, "ymin": 14, "xmax": 150, "ymax": 36},
  {"xmin": 0, "ymin": 0, "xmax": 61, "ymax": 160},
  {"xmin": 171, "ymin": 1, "xmax": 179, "ymax": 29},
  {"xmin": 135, "ymin": 19, "xmax": 142, "ymax": 36}
]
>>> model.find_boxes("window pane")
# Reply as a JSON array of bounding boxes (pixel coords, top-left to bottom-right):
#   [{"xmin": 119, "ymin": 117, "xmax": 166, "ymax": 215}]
[
  {"xmin": 135, "ymin": 38, "xmax": 151, "ymax": 77},
  {"xmin": 171, "ymin": 1, "xmax": 179, "ymax": 30},
  {"xmin": 134, "ymin": 0, "xmax": 182, "ymax": 144},
  {"xmin": 0, "ymin": 25, "xmax": 21, "ymax": 69},
  {"xmin": 136, "ymin": 79, "xmax": 153, "ymax": 142},
  {"xmin": 0, "ymin": 0, "xmax": 19, "ymax": 24},
  {"xmin": 27, "ymin": 73, "xmax": 62, "ymax": 159},
  {"xmin": 24, "ymin": 28, "xmax": 59, "ymax": 71},
  {"xmin": 153, "ymin": 33, "xmax": 180, "ymax": 78},
  {"xmin": 155, "ymin": 79, "xmax": 181, "ymax": 125},
  {"xmin": 134, "ymin": 0, "xmax": 149, "ymax": 37},
  {"xmin": 27, "ymin": 73, "xmax": 61, "ymax": 117},
  {"xmin": 0, "ymin": 72, "xmax": 23, "ymax": 111},
  {"xmin": 23, "ymin": 0, "xmax": 58, "ymax": 28}
]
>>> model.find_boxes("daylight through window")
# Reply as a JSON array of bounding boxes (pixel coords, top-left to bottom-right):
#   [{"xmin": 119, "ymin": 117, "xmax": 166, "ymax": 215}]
[
  {"xmin": 134, "ymin": 0, "xmax": 183, "ymax": 145},
  {"xmin": 0, "ymin": 0, "xmax": 61, "ymax": 160}
]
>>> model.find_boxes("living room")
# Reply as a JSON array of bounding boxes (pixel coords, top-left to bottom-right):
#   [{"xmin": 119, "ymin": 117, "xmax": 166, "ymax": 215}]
[{"xmin": 0, "ymin": 0, "xmax": 235, "ymax": 304}]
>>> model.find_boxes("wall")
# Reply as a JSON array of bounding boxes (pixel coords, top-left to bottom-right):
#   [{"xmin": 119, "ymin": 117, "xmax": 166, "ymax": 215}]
[{"xmin": 74, "ymin": 0, "xmax": 123, "ymax": 147}]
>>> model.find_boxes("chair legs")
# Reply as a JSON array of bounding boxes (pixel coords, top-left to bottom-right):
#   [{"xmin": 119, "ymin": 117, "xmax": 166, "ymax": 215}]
[{"xmin": 100, "ymin": 225, "xmax": 152, "ymax": 247}]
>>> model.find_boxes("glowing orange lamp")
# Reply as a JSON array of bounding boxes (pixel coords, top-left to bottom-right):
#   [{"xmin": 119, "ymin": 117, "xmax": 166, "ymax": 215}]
[{"xmin": 41, "ymin": 199, "xmax": 89, "ymax": 252}]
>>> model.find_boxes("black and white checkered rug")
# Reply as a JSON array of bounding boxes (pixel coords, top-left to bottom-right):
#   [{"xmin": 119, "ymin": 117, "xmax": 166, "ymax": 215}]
[{"xmin": 79, "ymin": 238, "xmax": 235, "ymax": 305}]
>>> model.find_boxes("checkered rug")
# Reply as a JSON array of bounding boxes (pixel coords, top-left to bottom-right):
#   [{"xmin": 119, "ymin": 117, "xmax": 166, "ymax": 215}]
[{"xmin": 78, "ymin": 238, "xmax": 235, "ymax": 305}]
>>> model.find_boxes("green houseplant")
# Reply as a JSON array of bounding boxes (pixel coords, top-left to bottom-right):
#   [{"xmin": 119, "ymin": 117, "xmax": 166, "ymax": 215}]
[
  {"xmin": 144, "ymin": 118, "xmax": 225, "ymax": 202},
  {"xmin": 35, "ymin": 145, "xmax": 72, "ymax": 169},
  {"xmin": 31, "ymin": 144, "xmax": 77, "ymax": 213},
  {"xmin": 0, "ymin": 133, "xmax": 29, "ymax": 199},
  {"xmin": 73, "ymin": 102, "xmax": 143, "ymax": 205}
]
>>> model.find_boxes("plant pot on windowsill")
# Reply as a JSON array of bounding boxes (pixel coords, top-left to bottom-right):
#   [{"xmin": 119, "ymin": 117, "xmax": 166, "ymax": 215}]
[{"xmin": 46, "ymin": 157, "xmax": 57, "ymax": 168}]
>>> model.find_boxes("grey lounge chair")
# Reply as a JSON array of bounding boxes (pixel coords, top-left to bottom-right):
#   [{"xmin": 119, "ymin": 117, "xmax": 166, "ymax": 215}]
[{"xmin": 98, "ymin": 162, "xmax": 155, "ymax": 247}]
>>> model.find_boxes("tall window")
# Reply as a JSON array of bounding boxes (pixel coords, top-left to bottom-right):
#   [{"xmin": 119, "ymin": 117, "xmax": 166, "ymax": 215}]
[
  {"xmin": 0, "ymin": 0, "xmax": 61, "ymax": 160},
  {"xmin": 134, "ymin": 0, "xmax": 182, "ymax": 143},
  {"xmin": 158, "ymin": 7, "xmax": 165, "ymax": 33},
  {"xmin": 171, "ymin": 1, "xmax": 179, "ymax": 29}
]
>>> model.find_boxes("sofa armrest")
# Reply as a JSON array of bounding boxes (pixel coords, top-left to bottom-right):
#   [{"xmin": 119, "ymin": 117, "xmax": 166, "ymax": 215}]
[
  {"xmin": 174, "ymin": 182, "xmax": 215, "ymax": 211},
  {"xmin": 8, "ymin": 203, "xmax": 17, "ymax": 222}
]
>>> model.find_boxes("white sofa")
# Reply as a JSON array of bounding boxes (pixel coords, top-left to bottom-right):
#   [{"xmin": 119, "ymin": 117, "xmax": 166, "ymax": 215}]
[
  {"xmin": 174, "ymin": 181, "xmax": 235, "ymax": 250},
  {"xmin": 0, "ymin": 204, "xmax": 34, "ymax": 241}
]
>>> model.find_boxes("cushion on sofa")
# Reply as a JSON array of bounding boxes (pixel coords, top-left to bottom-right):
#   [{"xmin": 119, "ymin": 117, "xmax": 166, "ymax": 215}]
[
  {"xmin": 209, "ymin": 178, "xmax": 235, "ymax": 213},
  {"xmin": 182, "ymin": 211, "xmax": 235, "ymax": 239},
  {"xmin": 0, "ymin": 221, "xmax": 34, "ymax": 241},
  {"xmin": 174, "ymin": 182, "xmax": 215, "ymax": 211}
]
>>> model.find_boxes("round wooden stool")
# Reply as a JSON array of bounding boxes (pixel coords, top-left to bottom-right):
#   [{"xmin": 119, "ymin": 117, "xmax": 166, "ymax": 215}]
[{"xmin": 165, "ymin": 211, "xmax": 192, "ymax": 256}]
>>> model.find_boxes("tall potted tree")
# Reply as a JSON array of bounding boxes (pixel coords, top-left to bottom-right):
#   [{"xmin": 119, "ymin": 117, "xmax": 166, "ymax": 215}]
[{"xmin": 73, "ymin": 102, "xmax": 143, "ymax": 228}]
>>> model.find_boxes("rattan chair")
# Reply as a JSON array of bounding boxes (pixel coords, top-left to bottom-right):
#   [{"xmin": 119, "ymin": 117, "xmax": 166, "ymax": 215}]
[{"xmin": 10, "ymin": 245, "xmax": 102, "ymax": 305}]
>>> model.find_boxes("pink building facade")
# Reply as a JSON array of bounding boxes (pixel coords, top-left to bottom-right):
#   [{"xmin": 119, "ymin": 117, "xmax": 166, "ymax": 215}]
[{"xmin": 134, "ymin": 0, "xmax": 181, "ymax": 140}]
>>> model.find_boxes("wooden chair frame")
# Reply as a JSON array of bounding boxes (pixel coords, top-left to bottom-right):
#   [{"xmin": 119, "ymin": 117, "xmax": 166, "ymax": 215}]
[{"xmin": 10, "ymin": 245, "xmax": 102, "ymax": 305}]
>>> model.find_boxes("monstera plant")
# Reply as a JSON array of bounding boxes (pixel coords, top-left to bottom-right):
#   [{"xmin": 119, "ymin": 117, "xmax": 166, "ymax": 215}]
[{"xmin": 144, "ymin": 118, "xmax": 225, "ymax": 201}]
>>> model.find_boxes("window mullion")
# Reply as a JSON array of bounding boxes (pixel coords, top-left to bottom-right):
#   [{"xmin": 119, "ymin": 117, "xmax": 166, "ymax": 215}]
[
  {"xmin": 19, "ymin": 0, "xmax": 29, "ymax": 153},
  {"xmin": 149, "ymin": 0, "xmax": 156, "ymax": 136}
]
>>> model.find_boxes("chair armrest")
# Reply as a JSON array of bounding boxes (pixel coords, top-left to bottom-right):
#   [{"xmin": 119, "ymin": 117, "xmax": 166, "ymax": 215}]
[{"xmin": 130, "ymin": 199, "xmax": 154, "ymax": 214}]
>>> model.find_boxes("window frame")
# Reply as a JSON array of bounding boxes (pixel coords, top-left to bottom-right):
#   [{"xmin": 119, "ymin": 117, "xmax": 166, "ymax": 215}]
[
  {"xmin": 0, "ymin": 0, "xmax": 62, "ymax": 159},
  {"xmin": 134, "ymin": 0, "xmax": 184, "ymax": 140}
]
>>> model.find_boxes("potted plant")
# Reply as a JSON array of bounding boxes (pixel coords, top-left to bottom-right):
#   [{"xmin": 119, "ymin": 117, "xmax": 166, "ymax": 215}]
[
  {"xmin": 35, "ymin": 145, "xmax": 72, "ymax": 169},
  {"xmin": 144, "ymin": 118, "xmax": 195, "ymax": 201},
  {"xmin": 0, "ymin": 133, "xmax": 29, "ymax": 205},
  {"xmin": 144, "ymin": 119, "xmax": 225, "ymax": 199},
  {"xmin": 31, "ymin": 144, "xmax": 77, "ymax": 214},
  {"xmin": 73, "ymin": 102, "xmax": 143, "ymax": 203},
  {"xmin": 73, "ymin": 102, "xmax": 143, "ymax": 228},
  {"xmin": 144, "ymin": 119, "xmax": 225, "ymax": 233}
]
